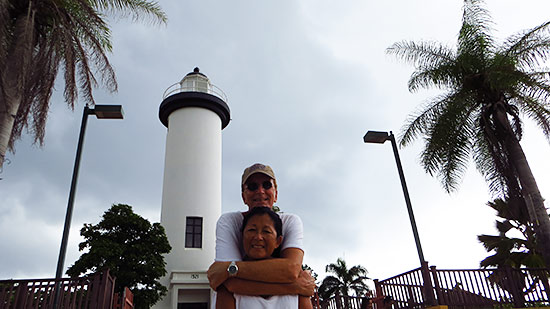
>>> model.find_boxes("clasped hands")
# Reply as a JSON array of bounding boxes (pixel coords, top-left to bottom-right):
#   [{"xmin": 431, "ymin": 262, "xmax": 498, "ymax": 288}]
[{"xmin": 207, "ymin": 261, "xmax": 315, "ymax": 296}]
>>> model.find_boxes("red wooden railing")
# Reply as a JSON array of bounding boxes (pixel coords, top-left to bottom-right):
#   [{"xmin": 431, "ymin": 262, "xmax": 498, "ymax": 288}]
[
  {"xmin": 314, "ymin": 264, "xmax": 550, "ymax": 309},
  {"xmin": 0, "ymin": 270, "xmax": 115, "ymax": 309},
  {"xmin": 374, "ymin": 263, "xmax": 550, "ymax": 308},
  {"xmin": 113, "ymin": 287, "xmax": 134, "ymax": 309}
]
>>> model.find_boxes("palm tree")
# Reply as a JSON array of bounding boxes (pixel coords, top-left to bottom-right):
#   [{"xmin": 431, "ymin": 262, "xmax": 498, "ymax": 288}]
[
  {"xmin": 478, "ymin": 198, "xmax": 549, "ymax": 303},
  {"xmin": 0, "ymin": 0, "xmax": 166, "ymax": 169},
  {"xmin": 318, "ymin": 258, "xmax": 370, "ymax": 306},
  {"xmin": 387, "ymin": 0, "xmax": 550, "ymax": 266},
  {"xmin": 478, "ymin": 198, "xmax": 544, "ymax": 268}
]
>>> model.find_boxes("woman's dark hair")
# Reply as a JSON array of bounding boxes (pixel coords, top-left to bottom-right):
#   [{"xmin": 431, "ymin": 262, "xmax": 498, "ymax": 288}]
[{"xmin": 241, "ymin": 207, "xmax": 283, "ymax": 257}]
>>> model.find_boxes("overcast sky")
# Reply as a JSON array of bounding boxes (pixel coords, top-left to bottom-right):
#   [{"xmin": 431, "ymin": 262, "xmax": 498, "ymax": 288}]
[{"xmin": 1, "ymin": 0, "xmax": 550, "ymax": 286}]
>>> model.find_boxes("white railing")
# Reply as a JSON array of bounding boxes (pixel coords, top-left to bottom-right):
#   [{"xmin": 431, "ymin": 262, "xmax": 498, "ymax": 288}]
[{"xmin": 162, "ymin": 82, "xmax": 228, "ymax": 102}]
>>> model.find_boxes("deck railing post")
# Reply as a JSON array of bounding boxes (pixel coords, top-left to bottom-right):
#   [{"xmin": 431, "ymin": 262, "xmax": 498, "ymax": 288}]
[
  {"xmin": 335, "ymin": 292, "xmax": 343, "ymax": 309},
  {"xmin": 430, "ymin": 265, "xmax": 443, "ymax": 305},
  {"xmin": 373, "ymin": 279, "xmax": 386, "ymax": 308},
  {"xmin": 541, "ymin": 269, "xmax": 550, "ymax": 302},
  {"xmin": 14, "ymin": 282, "xmax": 28, "ymax": 308},
  {"xmin": 503, "ymin": 266, "xmax": 524, "ymax": 308},
  {"xmin": 421, "ymin": 261, "xmax": 437, "ymax": 306}
]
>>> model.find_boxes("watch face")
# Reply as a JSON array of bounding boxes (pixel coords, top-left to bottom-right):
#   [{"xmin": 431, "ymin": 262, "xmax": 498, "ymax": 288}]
[{"xmin": 228, "ymin": 265, "xmax": 237, "ymax": 274}]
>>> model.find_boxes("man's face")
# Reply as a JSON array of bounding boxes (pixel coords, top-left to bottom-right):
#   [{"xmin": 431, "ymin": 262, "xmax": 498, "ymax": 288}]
[{"xmin": 242, "ymin": 173, "xmax": 278, "ymax": 210}]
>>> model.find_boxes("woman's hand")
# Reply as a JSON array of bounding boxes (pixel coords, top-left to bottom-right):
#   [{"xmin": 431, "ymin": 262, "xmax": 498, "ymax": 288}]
[
  {"xmin": 207, "ymin": 261, "xmax": 230, "ymax": 290},
  {"xmin": 294, "ymin": 270, "xmax": 316, "ymax": 296}
]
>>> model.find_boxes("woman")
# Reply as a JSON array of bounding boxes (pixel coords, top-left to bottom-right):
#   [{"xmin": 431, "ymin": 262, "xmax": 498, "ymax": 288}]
[{"xmin": 217, "ymin": 207, "xmax": 313, "ymax": 308}]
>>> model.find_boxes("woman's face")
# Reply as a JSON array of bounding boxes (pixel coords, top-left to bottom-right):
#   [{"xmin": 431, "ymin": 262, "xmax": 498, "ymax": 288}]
[{"xmin": 242, "ymin": 214, "xmax": 282, "ymax": 260}]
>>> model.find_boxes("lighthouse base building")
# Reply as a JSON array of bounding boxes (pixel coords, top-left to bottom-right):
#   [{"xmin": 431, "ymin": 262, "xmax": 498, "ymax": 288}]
[
  {"xmin": 160, "ymin": 271, "xmax": 211, "ymax": 308},
  {"xmin": 154, "ymin": 68, "xmax": 230, "ymax": 309}
]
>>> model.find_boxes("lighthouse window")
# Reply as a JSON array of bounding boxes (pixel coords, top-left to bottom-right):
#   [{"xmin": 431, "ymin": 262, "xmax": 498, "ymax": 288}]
[{"xmin": 185, "ymin": 217, "xmax": 203, "ymax": 248}]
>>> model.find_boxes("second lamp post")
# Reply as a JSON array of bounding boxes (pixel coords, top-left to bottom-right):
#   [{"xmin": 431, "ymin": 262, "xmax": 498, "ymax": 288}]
[
  {"xmin": 55, "ymin": 104, "xmax": 124, "ymax": 281},
  {"xmin": 363, "ymin": 130, "xmax": 425, "ymax": 265}
]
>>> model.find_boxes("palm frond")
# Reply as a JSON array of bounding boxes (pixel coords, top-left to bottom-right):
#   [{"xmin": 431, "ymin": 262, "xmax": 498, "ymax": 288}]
[
  {"xmin": 387, "ymin": 40, "xmax": 455, "ymax": 71},
  {"xmin": 408, "ymin": 62, "xmax": 460, "ymax": 92},
  {"xmin": 516, "ymin": 71, "xmax": 550, "ymax": 100},
  {"xmin": 520, "ymin": 253, "xmax": 546, "ymax": 268},
  {"xmin": 0, "ymin": 0, "xmax": 165, "ymax": 160},
  {"xmin": 399, "ymin": 95, "xmax": 450, "ymax": 147},
  {"xmin": 495, "ymin": 220, "xmax": 513, "ymax": 234},
  {"xmin": 480, "ymin": 252, "xmax": 506, "ymax": 268},
  {"xmin": 91, "ymin": 0, "xmax": 167, "ymax": 24},
  {"xmin": 419, "ymin": 93, "xmax": 478, "ymax": 192},
  {"xmin": 462, "ymin": 0, "xmax": 493, "ymax": 32},
  {"xmin": 478, "ymin": 234, "xmax": 514, "ymax": 252},
  {"xmin": 472, "ymin": 123, "xmax": 507, "ymax": 196},
  {"xmin": 504, "ymin": 21, "xmax": 550, "ymax": 68},
  {"xmin": 514, "ymin": 94, "xmax": 550, "ymax": 139},
  {"xmin": 459, "ymin": 0, "xmax": 495, "ymax": 55}
]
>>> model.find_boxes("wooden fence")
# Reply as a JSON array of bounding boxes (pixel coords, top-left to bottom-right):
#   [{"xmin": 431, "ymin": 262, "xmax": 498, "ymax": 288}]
[
  {"xmin": 318, "ymin": 294, "xmax": 369, "ymax": 309},
  {"xmin": 0, "ymin": 270, "xmax": 115, "ymax": 309},
  {"xmin": 374, "ymin": 263, "xmax": 550, "ymax": 308},
  {"xmin": 314, "ymin": 264, "xmax": 550, "ymax": 309},
  {"xmin": 113, "ymin": 287, "xmax": 134, "ymax": 309}
]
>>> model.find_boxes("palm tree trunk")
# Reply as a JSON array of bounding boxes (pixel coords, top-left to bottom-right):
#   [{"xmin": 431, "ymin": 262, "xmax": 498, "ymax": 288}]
[
  {"xmin": 508, "ymin": 141, "xmax": 550, "ymax": 267},
  {"xmin": 0, "ymin": 99, "xmax": 19, "ymax": 169},
  {"xmin": 0, "ymin": 61, "xmax": 25, "ymax": 170},
  {"xmin": 0, "ymin": 7, "xmax": 36, "ymax": 169},
  {"xmin": 495, "ymin": 104, "xmax": 550, "ymax": 267}
]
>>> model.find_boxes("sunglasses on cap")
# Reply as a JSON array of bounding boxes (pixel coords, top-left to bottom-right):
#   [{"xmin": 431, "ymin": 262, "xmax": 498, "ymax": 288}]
[{"xmin": 246, "ymin": 181, "xmax": 273, "ymax": 191}]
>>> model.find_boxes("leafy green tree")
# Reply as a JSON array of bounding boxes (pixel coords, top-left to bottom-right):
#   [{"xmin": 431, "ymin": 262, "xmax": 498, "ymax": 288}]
[
  {"xmin": 478, "ymin": 198, "xmax": 544, "ymax": 268},
  {"xmin": 478, "ymin": 198, "xmax": 550, "ymax": 301},
  {"xmin": 0, "ymin": 0, "xmax": 166, "ymax": 169},
  {"xmin": 318, "ymin": 258, "xmax": 370, "ymax": 306},
  {"xmin": 387, "ymin": 0, "xmax": 550, "ymax": 265},
  {"xmin": 67, "ymin": 204, "xmax": 171, "ymax": 309}
]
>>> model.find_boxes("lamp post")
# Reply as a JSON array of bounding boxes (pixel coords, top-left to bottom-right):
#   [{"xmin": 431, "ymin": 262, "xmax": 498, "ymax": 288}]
[
  {"xmin": 363, "ymin": 130, "xmax": 425, "ymax": 264},
  {"xmin": 364, "ymin": 130, "xmax": 436, "ymax": 306},
  {"xmin": 55, "ymin": 104, "xmax": 123, "ymax": 281}
]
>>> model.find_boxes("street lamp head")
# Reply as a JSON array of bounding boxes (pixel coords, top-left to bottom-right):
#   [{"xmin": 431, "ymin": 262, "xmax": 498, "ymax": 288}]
[
  {"xmin": 91, "ymin": 104, "xmax": 124, "ymax": 119},
  {"xmin": 363, "ymin": 130, "xmax": 389, "ymax": 144}
]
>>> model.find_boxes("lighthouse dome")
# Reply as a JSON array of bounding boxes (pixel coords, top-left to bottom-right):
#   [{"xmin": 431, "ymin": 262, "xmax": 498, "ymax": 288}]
[
  {"xmin": 159, "ymin": 67, "xmax": 230, "ymax": 129},
  {"xmin": 180, "ymin": 67, "xmax": 209, "ymax": 93},
  {"xmin": 162, "ymin": 67, "xmax": 227, "ymax": 102}
]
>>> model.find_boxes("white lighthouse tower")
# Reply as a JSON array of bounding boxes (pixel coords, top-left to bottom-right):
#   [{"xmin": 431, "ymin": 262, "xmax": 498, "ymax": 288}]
[{"xmin": 155, "ymin": 68, "xmax": 230, "ymax": 309}]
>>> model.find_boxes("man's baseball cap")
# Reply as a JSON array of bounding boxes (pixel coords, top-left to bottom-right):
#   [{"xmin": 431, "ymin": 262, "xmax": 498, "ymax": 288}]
[{"xmin": 241, "ymin": 163, "xmax": 276, "ymax": 185}]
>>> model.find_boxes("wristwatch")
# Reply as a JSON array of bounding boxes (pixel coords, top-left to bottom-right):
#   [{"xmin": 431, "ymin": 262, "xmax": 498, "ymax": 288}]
[{"xmin": 227, "ymin": 261, "xmax": 238, "ymax": 277}]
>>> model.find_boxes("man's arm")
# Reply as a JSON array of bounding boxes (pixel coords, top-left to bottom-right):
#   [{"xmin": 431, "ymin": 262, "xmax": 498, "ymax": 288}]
[
  {"xmin": 216, "ymin": 285, "xmax": 236, "ymax": 309},
  {"xmin": 223, "ymin": 269, "xmax": 315, "ymax": 297},
  {"xmin": 209, "ymin": 213, "xmax": 305, "ymax": 289},
  {"xmin": 299, "ymin": 295, "xmax": 314, "ymax": 309},
  {"xmin": 237, "ymin": 247, "xmax": 303, "ymax": 282},
  {"xmin": 208, "ymin": 247, "xmax": 303, "ymax": 290}
]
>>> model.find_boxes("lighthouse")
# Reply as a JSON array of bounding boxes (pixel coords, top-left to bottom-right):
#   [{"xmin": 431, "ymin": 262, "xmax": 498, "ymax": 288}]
[{"xmin": 155, "ymin": 68, "xmax": 230, "ymax": 308}]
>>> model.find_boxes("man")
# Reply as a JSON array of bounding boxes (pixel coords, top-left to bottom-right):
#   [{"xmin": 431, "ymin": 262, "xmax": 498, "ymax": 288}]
[{"xmin": 207, "ymin": 163, "xmax": 315, "ymax": 306}]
